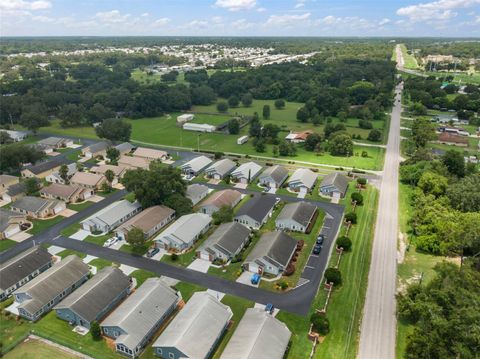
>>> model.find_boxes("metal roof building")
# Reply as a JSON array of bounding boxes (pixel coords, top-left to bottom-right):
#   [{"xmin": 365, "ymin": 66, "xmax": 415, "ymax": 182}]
[
  {"xmin": 180, "ymin": 155, "xmax": 213, "ymax": 175},
  {"xmin": 205, "ymin": 158, "xmax": 236, "ymax": 179},
  {"xmin": 81, "ymin": 199, "xmax": 141, "ymax": 233}
]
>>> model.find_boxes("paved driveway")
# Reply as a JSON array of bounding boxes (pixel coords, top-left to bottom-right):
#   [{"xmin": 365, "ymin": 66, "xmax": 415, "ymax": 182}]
[
  {"xmin": 9, "ymin": 231, "xmax": 32, "ymax": 242},
  {"xmin": 70, "ymin": 229, "xmax": 90, "ymax": 240},
  {"xmin": 187, "ymin": 259, "xmax": 211, "ymax": 273},
  {"xmin": 236, "ymin": 271, "xmax": 258, "ymax": 287}
]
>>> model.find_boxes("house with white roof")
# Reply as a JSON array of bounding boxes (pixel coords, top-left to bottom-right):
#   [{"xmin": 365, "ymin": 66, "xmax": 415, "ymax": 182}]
[
  {"xmin": 287, "ymin": 168, "xmax": 317, "ymax": 194},
  {"xmin": 230, "ymin": 162, "xmax": 262, "ymax": 184},
  {"xmin": 204, "ymin": 159, "xmax": 236, "ymax": 180},
  {"xmin": 81, "ymin": 200, "xmax": 142, "ymax": 233},
  {"xmin": 180, "ymin": 156, "xmax": 212, "ymax": 176}
]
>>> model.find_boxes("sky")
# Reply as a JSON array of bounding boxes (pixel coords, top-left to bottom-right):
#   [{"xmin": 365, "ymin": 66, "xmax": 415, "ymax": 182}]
[{"xmin": 1, "ymin": 0, "xmax": 479, "ymax": 37}]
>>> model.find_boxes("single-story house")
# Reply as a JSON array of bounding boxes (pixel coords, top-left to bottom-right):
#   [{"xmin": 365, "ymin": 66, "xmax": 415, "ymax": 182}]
[
  {"xmin": 1, "ymin": 182, "xmax": 27, "ymax": 203},
  {"xmin": 234, "ymin": 194, "xmax": 276, "ymax": 230},
  {"xmin": 0, "ymin": 130, "xmax": 28, "ymax": 142},
  {"xmin": 197, "ymin": 222, "xmax": 251, "ymax": 262},
  {"xmin": 21, "ymin": 157, "xmax": 71, "ymax": 179},
  {"xmin": 45, "ymin": 163, "xmax": 77, "ymax": 184},
  {"xmin": 183, "ymin": 122, "xmax": 216, "ymax": 133},
  {"xmin": 37, "ymin": 137, "xmax": 73, "ymax": 151},
  {"xmin": 319, "ymin": 172, "xmax": 349, "ymax": 198},
  {"xmin": 0, "ymin": 175, "xmax": 19, "ymax": 194},
  {"xmin": 230, "ymin": 162, "xmax": 262, "ymax": 184},
  {"xmin": 180, "ymin": 156, "xmax": 213, "ymax": 176},
  {"xmin": 55, "ymin": 266, "xmax": 131, "ymax": 329},
  {"xmin": 219, "ymin": 307, "xmax": 291, "ymax": 359},
  {"xmin": 288, "ymin": 168, "xmax": 317, "ymax": 193},
  {"xmin": 90, "ymin": 164, "xmax": 127, "ymax": 180},
  {"xmin": 115, "ymin": 205, "xmax": 175, "ymax": 240},
  {"xmin": 118, "ymin": 155, "xmax": 150, "ymax": 170},
  {"xmin": 204, "ymin": 158, "xmax": 236, "ymax": 180},
  {"xmin": 11, "ymin": 196, "xmax": 66, "ymax": 219},
  {"xmin": 40, "ymin": 183, "xmax": 93, "ymax": 203},
  {"xmin": 115, "ymin": 142, "xmax": 135, "ymax": 156},
  {"xmin": 258, "ymin": 165, "xmax": 289, "ymax": 189},
  {"xmin": 154, "ymin": 213, "xmax": 212, "ymax": 251},
  {"xmin": 243, "ymin": 231, "xmax": 297, "ymax": 276},
  {"xmin": 436, "ymin": 132, "xmax": 469, "ymax": 147},
  {"xmin": 177, "ymin": 113, "xmax": 194, "ymax": 124},
  {"xmin": 101, "ymin": 278, "xmax": 181, "ymax": 359},
  {"xmin": 70, "ymin": 172, "xmax": 106, "ymax": 190},
  {"xmin": 0, "ymin": 246, "xmax": 52, "ymax": 301},
  {"xmin": 133, "ymin": 147, "xmax": 168, "ymax": 161},
  {"xmin": 285, "ymin": 130, "xmax": 313, "ymax": 143},
  {"xmin": 186, "ymin": 184, "xmax": 209, "ymax": 205},
  {"xmin": 152, "ymin": 292, "xmax": 232, "ymax": 359},
  {"xmin": 0, "ymin": 208, "xmax": 27, "ymax": 240},
  {"xmin": 275, "ymin": 201, "xmax": 318, "ymax": 233},
  {"xmin": 197, "ymin": 189, "xmax": 242, "ymax": 215},
  {"xmin": 13, "ymin": 255, "xmax": 90, "ymax": 321},
  {"xmin": 81, "ymin": 200, "xmax": 142, "ymax": 233},
  {"xmin": 82, "ymin": 141, "xmax": 110, "ymax": 158}
]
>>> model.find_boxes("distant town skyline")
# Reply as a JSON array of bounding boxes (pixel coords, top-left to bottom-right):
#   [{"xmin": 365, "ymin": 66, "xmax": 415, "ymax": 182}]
[{"xmin": 1, "ymin": 0, "xmax": 479, "ymax": 37}]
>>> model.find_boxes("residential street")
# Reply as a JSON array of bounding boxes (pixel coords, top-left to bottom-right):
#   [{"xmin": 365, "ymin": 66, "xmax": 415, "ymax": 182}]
[{"xmin": 358, "ymin": 81, "xmax": 403, "ymax": 359}]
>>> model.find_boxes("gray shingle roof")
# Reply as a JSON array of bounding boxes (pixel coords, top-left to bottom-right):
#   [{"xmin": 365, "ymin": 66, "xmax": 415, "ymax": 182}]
[
  {"xmin": 115, "ymin": 142, "xmax": 135, "ymax": 154},
  {"xmin": 6, "ymin": 182, "xmax": 26, "ymax": 197},
  {"xmin": 288, "ymin": 168, "xmax": 317, "ymax": 189},
  {"xmin": 81, "ymin": 200, "xmax": 141, "ymax": 229},
  {"xmin": 235, "ymin": 194, "xmax": 276, "ymax": 223},
  {"xmin": 219, "ymin": 308, "xmax": 291, "ymax": 359},
  {"xmin": 186, "ymin": 184, "xmax": 209, "ymax": 204},
  {"xmin": 101, "ymin": 278, "xmax": 179, "ymax": 350},
  {"xmin": 320, "ymin": 172, "xmax": 349, "ymax": 195},
  {"xmin": 180, "ymin": 155, "xmax": 212, "ymax": 173},
  {"xmin": 245, "ymin": 231, "xmax": 297, "ymax": 268},
  {"xmin": 259, "ymin": 165, "xmax": 289, "ymax": 186},
  {"xmin": 205, "ymin": 159, "xmax": 236, "ymax": 177},
  {"xmin": 0, "ymin": 208, "xmax": 24, "ymax": 233},
  {"xmin": 11, "ymin": 196, "xmax": 60, "ymax": 214},
  {"xmin": 37, "ymin": 137, "xmax": 66, "ymax": 147},
  {"xmin": 199, "ymin": 189, "xmax": 241, "ymax": 210},
  {"xmin": 154, "ymin": 213, "xmax": 211, "ymax": 247},
  {"xmin": 199, "ymin": 222, "xmax": 251, "ymax": 257},
  {"xmin": 85, "ymin": 141, "xmax": 110, "ymax": 154},
  {"xmin": 23, "ymin": 157, "xmax": 71, "ymax": 175},
  {"xmin": 0, "ymin": 246, "xmax": 52, "ymax": 292},
  {"xmin": 55, "ymin": 266, "xmax": 131, "ymax": 323},
  {"xmin": 276, "ymin": 202, "xmax": 317, "ymax": 228},
  {"xmin": 153, "ymin": 292, "xmax": 232, "ymax": 359},
  {"xmin": 231, "ymin": 162, "xmax": 262, "ymax": 179}
]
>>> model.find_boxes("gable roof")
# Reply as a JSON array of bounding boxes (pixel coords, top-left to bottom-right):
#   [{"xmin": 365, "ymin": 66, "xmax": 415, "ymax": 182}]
[
  {"xmin": 235, "ymin": 194, "xmax": 276, "ymax": 223},
  {"xmin": 117, "ymin": 205, "xmax": 175, "ymax": 233},
  {"xmin": 259, "ymin": 165, "xmax": 289, "ymax": 186},
  {"xmin": 245, "ymin": 231, "xmax": 297, "ymax": 269},
  {"xmin": 6, "ymin": 182, "xmax": 26, "ymax": 197},
  {"xmin": 205, "ymin": 159, "xmax": 236, "ymax": 177},
  {"xmin": 220, "ymin": 308, "xmax": 291, "ymax": 359},
  {"xmin": 319, "ymin": 172, "xmax": 349, "ymax": 194},
  {"xmin": 133, "ymin": 147, "xmax": 168, "ymax": 160},
  {"xmin": 55, "ymin": 266, "xmax": 131, "ymax": 323},
  {"xmin": 155, "ymin": 213, "xmax": 211, "ymax": 246},
  {"xmin": 0, "ymin": 208, "xmax": 26, "ymax": 233},
  {"xmin": 11, "ymin": 196, "xmax": 60, "ymax": 214},
  {"xmin": 81, "ymin": 200, "xmax": 141, "ymax": 228},
  {"xmin": 101, "ymin": 278, "xmax": 179, "ymax": 350},
  {"xmin": 199, "ymin": 189, "xmax": 241, "ymax": 210},
  {"xmin": 115, "ymin": 142, "xmax": 135, "ymax": 154},
  {"xmin": 199, "ymin": 222, "xmax": 251, "ymax": 257},
  {"xmin": 276, "ymin": 201, "xmax": 317, "ymax": 227},
  {"xmin": 288, "ymin": 168, "xmax": 317, "ymax": 189},
  {"xmin": 37, "ymin": 137, "xmax": 66, "ymax": 147},
  {"xmin": 70, "ymin": 172, "xmax": 105, "ymax": 186},
  {"xmin": 40, "ymin": 183, "xmax": 83, "ymax": 199},
  {"xmin": 186, "ymin": 184, "xmax": 209, "ymax": 203},
  {"xmin": 23, "ymin": 157, "xmax": 71, "ymax": 175},
  {"xmin": 231, "ymin": 162, "xmax": 262, "ymax": 179},
  {"xmin": 90, "ymin": 164, "xmax": 126, "ymax": 177},
  {"xmin": 0, "ymin": 175, "xmax": 19, "ymax": 187},
  {"xmin": 0, "ymin": 246, "xmax": 52, "ymax": 292},
  {"xmin": 153, "ymin": 292, "xmax": 232, "ymax": 359},
  {"xmin": 118, "ymin": 155, "xmax": 150, "ymax": 169},
  {"xmin": 180, "ymin": 155, "xmax": 212, "ymax": 173},
  {"xmin": 84, "ymin": 141, "xmax": 110, "ymax": 154}
]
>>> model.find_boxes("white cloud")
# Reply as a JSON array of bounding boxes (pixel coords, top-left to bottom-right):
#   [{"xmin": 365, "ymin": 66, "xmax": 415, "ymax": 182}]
[
  {"xmin": 184, "ymin": 19, "xmax": 209, "ymax": 28},
  {"xmin": 315, "ymin": 15, "xmax": 376, "ymax": 30},
  {"xmin": 212, "ymin": 16, "xmax": 223, "ymax": 23},
  {"xmin": 154, "ymin": 17, "xmax": 170, "ymax": 26},
  {"xmin": 141, "ymin": 12, "xmax": 149, "ymax": 17},
  {"xmin": 215, "ymin": 0, "xmax": 256, "ymax": 11},
  {"xmin": 396, "ymin": 0, "xmax": 480, "ymax": 22},
  {"xmin": 294, "ymin": 3, "xmax": 305, "ymax": 8},
  {"xmin": 0, "ymin": 0, "xmax": 51, "ymax": 11},
  {"xmin": 266, "ymin": 12, "xmax": 311, "ymax": 26},
  {"xmin": 232, "ymin": 18, "xmax": 253, "ymax": 29},
  {"xmin": 93, "ymin": 10, "xmax": 131, "ymax": 24},
  {"xmin": 257, "ymin": 7, "xmax": 267, "ymax": 12},
  {"xmin": 379, "ymin": 18, "xmax": 391, "ymax": 25}
]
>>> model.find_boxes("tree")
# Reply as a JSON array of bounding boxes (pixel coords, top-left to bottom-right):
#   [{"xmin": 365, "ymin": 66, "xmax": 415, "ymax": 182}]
[
  {"xmin": 357, "ymin": 178, "xmax": 367, "ymax": 186},
  {"xmin": 367, "ymin": 129, "xmax": 382, "ymax": 142},
  {"xmin": 324, "ymin": 268, "xmax": 342, "ymax": 285},
  {"xmin": 274, "ymin": 99, "xmax": 285, "ymax": 109},
  {"xmin": 442, "ymin": 150, "xmax": 465, "ymax": 177},
  {"xmin": 249, "ymin": 116, "xmax": 262, "ymax": 138},
  {"xmin": 126, "ymin": 227, "xmax": 146, "ymax": 248},
  {"xmin": 304, "ymin": 133, "xmax": 322, "ymax": 151},
  {"xmin": 345, "ymin": 212, "xmax": 357, "ymax": 224},
  {"xmin": 310, "ymin": 313, "xmax": 330, "ymax": 335},
  {"xmin": 351, "ymin": 192, "xmax": 364, "ymax": 205},
  {"xmin": 212, "ymin": 205, "xmax": 234, "ymax": 225},
  {"xmin": 417, "ymin": 171, "xmax": 448, "ymax": 197},
  {"xmin": 20, "ymin": 103, "xmax": 49, "ymax": 134},
  {"xmin": 262, "ymin": 105, "xmax": 270, "ymax": 120},
  {"xmin": 163, "ymin": 193, "xmax": 193, "ymax": 216},
  {"xmin": 296, "ymin": 106, "xmax": 309, "ymax": 123},
  {"xmin": 216, "ymin": 101, "xmax": 229, "ymax": 113},
  {"xmin": 447, "ymin": 173, "xmax": 480, "ymax": 212},
  {"xmin": 278, "ymin": 140, "xmax": 296, "ymax": 156},
  {"xmin": 228, "ymin": 95, "xmax": 239, "ymax": 108},
  {"xmin": 95, "ymin": 118, "xmax": 131, "ymax": 142},
  {"xmin": 86, "ymin": 103, "xmax": 115, "ymax": 123},
  {"xmin": 261, "ymin": 123, "xmax": 280, "ymax": 142},
  {"xmin": 410, "ymin": 102, "xmax": 427, "ymax": 115},
  {"xmin": 336, "ymin": 236, "xmax": 352, "ymax": 251},
  {"xmin": 59, "ymin": 104, "xmax": 85, "ymax": 127},
  {"xmin": 253, "ymin": 137, "xmax": 266, "ymax": 153},
  {"xmin": 0, "ymin": 131, "xmax": 13, "ymax": 144},
  {"xmin": 329, "ymin": 133, "xmax": 353, "ymax": 156},
  {"xmin": 358, "ymin": 119, "xmax": 373, "ymax": 129},
  {"xmin": 411, "ymin": 118, "xmax": 436, "ymax": 148},
  {"xmin": 106, "ymin": 147, "xmax": 120, "ymax": 165},
  {"xmin": 59, "ymin": 164, "xmax": 69, "ymax": 184},
  {"xmin": 90, "ymin": 321, "xmax": 102, "ymax": 340},
  {"xmin": 104, "ymin": 169, "xmax": 115, "ymax": 188},
  {"xmin": 241, "ymin": 93, "xmax": 253, "ymax": 107},
  {"xmin": 227, "ymin": 118, "xmax": 240, "ymax": 134},
  {"xmin": 25, "ymin": 178, "xmax": 40, "ymax": 195},
  {"xmin": 272, "ymin": 145, "xmax": 278, "ymax": 157},
  {"xmin": 0, "ymin": 143, "xmax": 44, "ymax": 173}
]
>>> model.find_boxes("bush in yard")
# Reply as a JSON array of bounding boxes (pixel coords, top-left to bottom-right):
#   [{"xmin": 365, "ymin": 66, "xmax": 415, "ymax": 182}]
[
  {"xmin": 284, "ymin": 263, "xmax": 295, "ymax": 276},
  {"xmin": 345, "ymin": 212, "xmax": 357, "ymax": 224},
  {"xmin": 310, "ymin": 312, "xmax": 330, "ymax": 335},
  {"xmin": 297, "ymin": 240, "xmax": 305, "ymax": 249},
  {"xmin": 171, "ymin": 253, "xmax": 178, "ymax": 261},
  {"xmin": 90, "ymin": 321, "xmax": 102, "ymax": 340},
  {"xmin": 357, "ymin": 178, "xmax": 367, "ymax": 186},
  {"xmin": 324, "ymin": 267, "xmax": 342, "ymax": 286},
  {"xmin": 361, "ymin": 151, "xmax": 369, "ymax": 158},
  {"xmin": 336, "ymin": 236, "xmax": 352, "ymax": 251},
  {"xmin": 278, "ymin": 280, "xmax": 289, "ymax": 290},
  {"xmin": 216, "ymin": 101, "xmax": 229, "ymax": 113},
  {"xmin": 351, "ymin": 192, "xmax": 364, "ymax": 205},
  {"xmin": 214, "ymin": 152, "xmax": 223, "ymax": 160}
]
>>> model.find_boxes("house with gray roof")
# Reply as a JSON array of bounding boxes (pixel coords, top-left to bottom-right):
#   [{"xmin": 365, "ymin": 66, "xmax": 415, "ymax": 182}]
[
  {"xmin": 287, "ymin": 168, "xmax": 317, "ymax": 194},
  {"xmin": 115, "ymin": 205, "xmax": 175, "ymax": 240},
  {"xmin": 0, "ymin": 246, "xmax": 52, "ymax": 301},
  {"xmin": 0, "ymin": 174, "xmax": 19, "ymax": 194},
  {"xmin": 180, "ymin": 155, "xmax": 212, "ymax": 176},
  {"xmin": 275, "ymin": 201, "xmax": 318, "ymax": 233},
  {"xmin": 231, "ymin": 162, "xmax": 262, "ymax": 184},
  {"xmin": 153, "ymin": 291, "xmax": 232, "ymax": 359},
  {"xmin": 0, "ymin": 208, "xmax": 27, "ymax": 240},
  {"xmin": 0, "ymin": 130, "xmax": 28, "ymax": 142},
  {"xmin": 82, "ymin": 141, "xmax": 110, "ymax": 159},
  {"xmin": 37, "ymin": 137, "xmax": 72, "ymax": 149},
  {"xmin": 197, "ymin": 189, "xmax": 242, "ymax": 215},
  {"xmin": 244, "ymin": 231, "xmax": 297, "ymax": 275},
  {"xmin": 55, "ymin": 266, "xmax": 131, "ymax": 329},
  {"xmin": 81, "ymin": 200, "xmax": 141, "ymax": 233},
  {"xmin": 197, "ymin": 222, "xmax": 251, "ymax": 262},
  {"xmin": 1, "ymin": 182, "xmax": 26, "ymax": 203},
  {"xmin": 115, "ymin": 142, "xmax": 135, "ymax": 155},
  {"xmin": 234, "ymin": 194, "xmax": 276, "ymax": 230},
  {"xmin": 258, "ymin": 165, "xmax": 289, "ymax": 189},
  {"xmin": 11, "ymin": 196, "xmax": 66, "ymax": 219},
  {"xmin": 101, "ymin": 278, "xmax": 180, "ymax": 358},
  {"xmin": 13, "ymin": 255, "xmax": 90, "ymax": 321},
  {"xmin": 21, "ymin": 157, "xmax": 71, "ymax": 179},
  {"xmin": 186, "ymin": 184, "xmax": 209, "ymax": 205},
  {"xmin": 319, "ymin": 172, "xmax": 349, "ymax": 198},
  {"xmin": 40, "ymin": 183, "xmax": 92, "ymax": 203},
  {"xmin": 45, "ymin": 163, "xmax": 77, "ymax": 185},
  {"xmin": 154, "ymin": 213, "xmax": 212, "ymax": 251},
  {"xmin": 220, "ymin": 307, "xmax": 291, "ymax": 359},
  {"xmin": 204, "ymin": 159, "xmax": 236, "ymax": 180}
]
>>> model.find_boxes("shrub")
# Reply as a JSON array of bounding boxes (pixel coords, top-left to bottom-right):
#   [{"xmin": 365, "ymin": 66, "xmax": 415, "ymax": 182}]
[
  {"xmin": 278, "ymin": 280, "xmax": 289, "ymax": 290},
  {"xmin": 214, "ymin": 152, "xmax": 223, "ymax": 160},
  {"xmin": 351, "ymin": 192, "xmax": 364, "ymax": 205},
  {"xmin": 336, "ymin": 236, "xmax": 352, "ymax": 251},
  {"xmin": 357, "ymin": 178, "xmax": 367, "ymax": 186},
  {"xmin": 90, "ymin": 321, "xmax": 102, "ymax": 340},
  {"xmin": 324, "ymin": 267, "xmax": 342, "ymax": 286},
  {"xmin": 345, "ymin": 212, "xmax": 357, "ymax": 224},
  {"xmin": 310, "ymin": 313, "xmax": 330, "ymax": 335},
  {"xmin": 171, "ymin": 253, "xmax": 178, "ymax": 261},
  {"xmin": 274, "ymin": 99, "xmax": 285, "ymax": 109},
  {"xmin": 297, "ymin": 240, "xmax": 305, "ymax": 249},
  {"xmin": 216, "ymin": 101, "xmax": 229, "ymax": 113},
  {"xmin": 284, "ymin": 263, "xmax": 295, "ymax": 276},
  {"xmin": 361, "ymin": 151, "xmax": 368, "ymax": 158}
]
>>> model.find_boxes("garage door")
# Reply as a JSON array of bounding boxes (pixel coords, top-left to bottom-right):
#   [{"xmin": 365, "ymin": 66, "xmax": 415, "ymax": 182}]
[
  {"xmin": 214, "ymin": 174, "xmax": 221, "ymax": 180},
  {"xmin": 54, "ymin": 204, "xmax": 65, "ymax": 214},
  {"xmin": 5, "ymin": 226, "xmax": 21, "ymax": 238},
  {"xmin": 199, "ymin": 251, "xmax": 211, "ymax": 261},
  {"xmin": 240, "ymin": 178, "xmax": 248, "ymax": 184},
  {"xmin": 299, "ymin": 187, "xmax": 307, "ymax": 194},
  {"xmin": 270, "ymin": 182, "xmax": 277, "ymax": 189}
]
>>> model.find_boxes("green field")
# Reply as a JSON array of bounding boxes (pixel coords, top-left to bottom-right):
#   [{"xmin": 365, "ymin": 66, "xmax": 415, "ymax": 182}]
[
  {"xmin": 399, "ymin": 44, "xmax": 419, "ymax": 69},
  {"xmin": 0, "ymin": 239, "xmax": 17, "ymax": 253},
  {"xmin": 425, "ymin": 70, "xmax": 480, "ymax": 85},
  {"xmin": 4, "ymin": 338, "xmax": 81, "ymax": 359}
]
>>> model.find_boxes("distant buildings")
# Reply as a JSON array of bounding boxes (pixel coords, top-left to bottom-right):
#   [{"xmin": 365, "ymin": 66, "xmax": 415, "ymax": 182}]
[
  {"xmin": 70, "ymin": 172, "xmax": 106, "ymax": 190},
  {"xmin": 177, "ymin": 114, "xmax": 195, "ymax": 125},
  {"xmin": 40, "ymin": 183, "xmax": 93, "ymax": 203},
  {"xmin": 180, "ymin": 156, "xmax": 212, "ymax": 176},
  {"xmin": 11, "ymin": 196, "xmax": 66, "ymax": 219},
  {"xmin": 82, "ymin": 141, "xmax": 110, "ymax": 159},
  {"xmin": 288, "ymin": 168, "xmax": 317, "ymax": 194},
  {"xmin": 183, "ymin": 122, "xmax": 216, "ymax": 133},
  {"xmin": 205, "ymin": 159, "xmax": 236, "ymax": 180},
  {"xmin": 0, "ymin": 208, "xmax": 27, "ymax": 239},
  {"xmin": 285, "ymin": 130, "xmax": 313, "ymax": 143},
  {"xmin": 21, "ymin": 157, "xmax": 71, "ymax": 179},
  {"xmin": 186, "ymin": 184, "xmax": 209, "ymax": 205},
  {"xmin": 133, "ymin": 147, "xmax": 169, "ymax": 161}
]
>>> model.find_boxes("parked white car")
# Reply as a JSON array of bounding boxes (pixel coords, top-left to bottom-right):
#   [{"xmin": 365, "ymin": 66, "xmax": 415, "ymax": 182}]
[{"xmin": 103, "ymin": 237, "xmax": 119, "ymax": 247}]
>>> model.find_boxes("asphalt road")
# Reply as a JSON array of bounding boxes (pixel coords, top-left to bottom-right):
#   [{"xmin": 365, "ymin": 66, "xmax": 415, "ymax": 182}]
[{"xmin": 357, "ymin": 82, "xmax": 403, "ymax": 359}]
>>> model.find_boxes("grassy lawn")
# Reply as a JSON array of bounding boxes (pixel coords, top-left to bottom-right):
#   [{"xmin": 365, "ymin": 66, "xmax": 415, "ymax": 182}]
[
  {"xmin": 0, "ymin": 239, "xmax": 17, "ymax": 253},
  {"xmin": 84, "ymin": 233, "xmax": 111, "ymax": 246},
  {"xmin": 67, "ymin": 201, "xmax": 93, "ymax": 211},
  {"xmin": 0, "ymin": 298, "xmax": 32, "ymax": 355},
  {"xmin": 4, "ymin": 338, "xmax": 81, "ymax": 359},
  {"xmin": 65, "ymin": 149, "xmax": 81, "ymax": 162},
  {"xmin": 172, "ymin": 282, "xmax": 206, "ymax": 302},
  {"xmin": 399, "ymin": 44, "xmax": 419, "ymax": 69},
  {"xmin": 27, "ymin": 216, "xmax": 66, "ymax": 236},
  {"xmin": 89, "ymin": 258, "xmax": 116, "ymax": 271},
  {"xmin": 119, "ymin": 240, "xmax": 152, "ymax": 256},
  {"xmin": 56, "ymin": 249, "xmax": 87, "ymax": 259},
  {"xmin": 60, "ymin": 223, "xmax": 81, "ymax": 237},
  {"xmin": 425, "ymin": 70, "xmax": 480, "ymax": 85},
  {"xmin": 38, "ymin": 120, "xmax": 98, "ymax": 140},
  {"xmin": 130, "ymin": 269, "xmax": 156, "ymax": 286}
]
